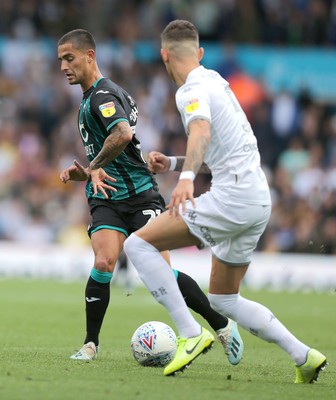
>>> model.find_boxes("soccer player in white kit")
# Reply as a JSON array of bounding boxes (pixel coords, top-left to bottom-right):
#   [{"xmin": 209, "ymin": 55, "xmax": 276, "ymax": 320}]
[{"xmin": 124, "ymin": 19, "xmax": 327, "ymax": 381}]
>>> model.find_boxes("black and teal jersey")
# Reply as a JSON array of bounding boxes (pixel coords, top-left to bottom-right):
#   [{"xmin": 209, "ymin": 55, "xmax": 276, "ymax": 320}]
[{"xmin": 78, "ymin": 77, "xmax": 155, "ymax": 201}]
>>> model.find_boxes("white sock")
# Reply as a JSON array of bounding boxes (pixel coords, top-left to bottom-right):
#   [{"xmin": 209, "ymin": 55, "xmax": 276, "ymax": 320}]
[
  {"xmin": 208, "ymin": 293, "xmax": 310, "ymax": 365},
  {"xmin": 124, "ymin": 233, "xmax": 201, "ymax": 337}
]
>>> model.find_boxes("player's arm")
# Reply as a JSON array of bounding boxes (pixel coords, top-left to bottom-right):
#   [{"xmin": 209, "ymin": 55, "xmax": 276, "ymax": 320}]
[
  {"xmin": 181, "ymin": 118, "xmax": 210, "ymax": 177},
  {"xmin": 89, "ymin": 121, "xmax": 132, "ymax": 170},
  {"xmin": 147, "ymin": 152, "xmax": 210, "ymax": 174},
  {"xmin": 174, "ymin": 156, "xmax": 210, "ymax": 173},
  {"xmin": 168, "ymin": 119, "xmax": 211, "ymax": 217},
  {"xmin": 88, "ymin": 121, "xmax": 133, "ymax": 197}
]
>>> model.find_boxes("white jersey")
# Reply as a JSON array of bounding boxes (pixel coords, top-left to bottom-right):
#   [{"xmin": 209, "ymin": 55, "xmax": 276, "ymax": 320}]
[{"xmin": 176, "ymin": 65, "xmax": 271, "ymax": 205}]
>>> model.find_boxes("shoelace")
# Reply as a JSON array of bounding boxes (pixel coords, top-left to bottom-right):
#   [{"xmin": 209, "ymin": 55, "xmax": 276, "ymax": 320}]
[
  {"xmin": 176, "ymin": 337, "xmax": 187, "ymax": 346},
  {"xmin": 81, "ymin": 343, "xmax": 96, "ymax": 356},
  {"xmin": 218, "ymin": 331, "xmax": 230, "ymax": 355}
]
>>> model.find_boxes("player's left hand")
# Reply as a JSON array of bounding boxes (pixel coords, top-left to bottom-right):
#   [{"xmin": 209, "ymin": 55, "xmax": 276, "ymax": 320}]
[
  {"xmin": 168, "ymin": 179, "xmax": 196, "ymax": 218},
  {"xmin": 89, "ymin": 167, "xmax": 117, "ymax": 199},
  {"xmin": 147, "ymin": 151, "xmax": 170, "ymax": 174}
]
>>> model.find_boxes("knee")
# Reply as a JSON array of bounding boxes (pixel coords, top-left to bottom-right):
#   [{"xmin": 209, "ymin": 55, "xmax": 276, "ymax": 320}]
[{"xmin": 94, "ymin": 255, "xmax": 117, "ymax": 273}]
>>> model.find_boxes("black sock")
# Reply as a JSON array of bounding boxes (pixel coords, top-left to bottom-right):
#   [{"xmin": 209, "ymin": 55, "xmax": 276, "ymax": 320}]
[
  {"xmin": 84, "ymin": 276, "xmax": 110, "ymax": 346},
  {"xmin": 176, "ymin": 270, "xmax": 228, "ymax": 332}
]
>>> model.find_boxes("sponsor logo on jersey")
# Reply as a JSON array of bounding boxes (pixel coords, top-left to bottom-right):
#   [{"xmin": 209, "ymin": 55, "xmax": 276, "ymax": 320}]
[
  {"xmin": 99, "ymin": 101, "xmax": 116, "ymax": 117},
  {"xmin": 184, "ymin": 98, "xmax": 199, "ymax": 113}
]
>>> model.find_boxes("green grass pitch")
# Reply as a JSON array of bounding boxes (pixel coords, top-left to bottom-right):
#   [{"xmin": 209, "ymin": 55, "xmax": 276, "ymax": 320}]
[{"xmin": 0, "ymin": 279, "xmax": 334, "ymax": 400}]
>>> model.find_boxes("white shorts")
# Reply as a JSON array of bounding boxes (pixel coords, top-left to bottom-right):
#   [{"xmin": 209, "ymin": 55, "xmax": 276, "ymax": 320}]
[{"xmin": 181, "ymin": 191, "xmax": 271, "ymax": 265}]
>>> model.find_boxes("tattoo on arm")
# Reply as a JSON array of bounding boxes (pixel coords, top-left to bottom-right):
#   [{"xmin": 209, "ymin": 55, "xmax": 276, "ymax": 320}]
[
  {"xmin": 89, "ymin": 122, "xmax": 132, "ymax": 170},
  {"xmin": 183, "ymin": 135, "xmax": 210, "ymax": 174},
  {"xmin": 175, "ymin": 153, "xmax": 210, "ymax": 174},
  {"xmin": 175, "ymin": 157, "xmax": 185, "ymax": 172}
]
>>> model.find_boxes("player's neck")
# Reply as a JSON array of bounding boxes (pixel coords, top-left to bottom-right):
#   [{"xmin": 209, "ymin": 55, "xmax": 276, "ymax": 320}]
[
  {"xmin": 81, "ymin": 68, "xmax": 104, "ymax": 92},
  {"xmin": 173, "ymin": 61, "xmax": 200, "ymax": 87}
]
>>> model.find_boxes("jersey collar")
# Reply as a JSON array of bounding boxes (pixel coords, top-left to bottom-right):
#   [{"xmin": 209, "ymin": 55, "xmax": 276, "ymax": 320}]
[{"xmin": 186, "ymin": 65, "xmax": 204, "ymax": 82}]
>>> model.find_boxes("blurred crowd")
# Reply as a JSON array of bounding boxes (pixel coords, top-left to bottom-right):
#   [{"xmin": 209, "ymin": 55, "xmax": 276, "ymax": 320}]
[
  {"xmin": 1, "ymin": 0, "xmax": 336, "ymax": 45},
  {"xmin": 0, "ymin": 0, "xmax": 336, "ymax": 254}
]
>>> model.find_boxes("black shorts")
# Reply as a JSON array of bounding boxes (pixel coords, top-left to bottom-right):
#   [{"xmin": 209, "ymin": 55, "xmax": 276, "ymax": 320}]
[{"xmin": 87, "ymin": 188, "xmax": 166, "ymax": 238}]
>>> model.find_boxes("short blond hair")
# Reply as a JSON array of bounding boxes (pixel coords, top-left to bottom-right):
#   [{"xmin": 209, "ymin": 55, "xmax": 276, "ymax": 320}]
[{"xmin": 161, "ymin": 20, "xmax": 199, "ymax": 57}]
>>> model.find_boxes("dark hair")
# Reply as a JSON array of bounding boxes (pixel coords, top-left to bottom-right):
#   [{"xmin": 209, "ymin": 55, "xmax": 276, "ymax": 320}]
[
  {"xmin": 161, "ymin": 20, "xmax": 199, "ymax": 43},
  {"xmin": 58, "ymin": 29, "xmax": 96, "ymax": 51}
]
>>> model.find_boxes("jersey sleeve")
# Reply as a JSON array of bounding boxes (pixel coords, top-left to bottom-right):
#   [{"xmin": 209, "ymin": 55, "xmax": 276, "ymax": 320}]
[
  {"xmin": 176, "ymin": 83, "xmax": 211, "ymax": 128},
  {"xmin": 90, "ymin": 91, "xmax": 129, "ymax": 136}
]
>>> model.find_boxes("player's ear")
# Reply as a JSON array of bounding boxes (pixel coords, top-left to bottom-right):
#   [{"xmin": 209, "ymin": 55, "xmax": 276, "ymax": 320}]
[
  {"xmin": 198, "ymin": 47, "xmax": 204, "ymax": 62},
  {"xmin": 161, "ymin": 48, "xmax": 168, "ymax": 63},
  {"xmin": 87, "ymin": 49, "xmax": 95, "ymax": 63}
]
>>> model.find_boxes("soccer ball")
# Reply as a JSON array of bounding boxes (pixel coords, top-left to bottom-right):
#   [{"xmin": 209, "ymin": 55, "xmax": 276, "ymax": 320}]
[{"xmin": 131, "ymin": 321, "xmax": 177, "ymax": 367}]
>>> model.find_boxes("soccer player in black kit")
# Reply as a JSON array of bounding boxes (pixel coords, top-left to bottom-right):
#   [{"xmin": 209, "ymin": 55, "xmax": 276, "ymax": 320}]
[{"xmin": 57, "ymin": 29, "xmax": 243, "ymax": 362}]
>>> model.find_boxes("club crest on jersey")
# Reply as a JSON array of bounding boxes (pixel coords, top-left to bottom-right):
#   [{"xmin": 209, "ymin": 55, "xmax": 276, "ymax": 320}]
[
  {"xmin": 184, "ymin": 98, "xmax": 199, "ymax": 113},
  {"xmin": 99, "ymin": 101, "xmax": 116, "ymax": 117}
]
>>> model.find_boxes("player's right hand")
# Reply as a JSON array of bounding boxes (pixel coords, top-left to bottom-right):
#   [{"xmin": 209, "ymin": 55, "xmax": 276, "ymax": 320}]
[
  {"xmin": 60, "ymin": 159, "xmax": 89, "ymax": 183},
  {"xmin": 168, "ymin": 179, "xmax": 196, "ymax": 218}
]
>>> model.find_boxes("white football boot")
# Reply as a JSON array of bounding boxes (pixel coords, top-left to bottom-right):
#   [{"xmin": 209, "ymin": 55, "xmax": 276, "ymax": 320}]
[
  {"xmin": 217, "ymin": 319, "xmax": 243, "ymax": 365},
  {"xmin": 70, "ymin": 342, "xmax": 98, "ymax": 361}
]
